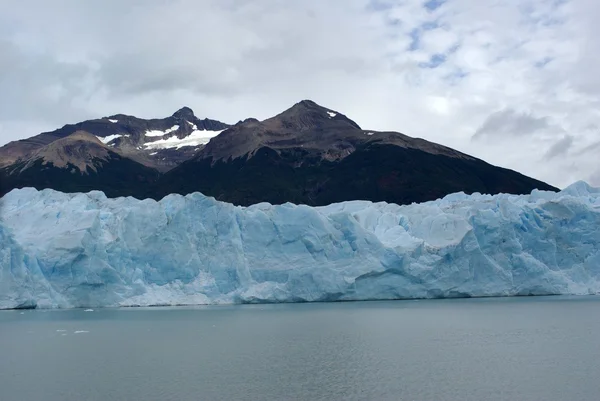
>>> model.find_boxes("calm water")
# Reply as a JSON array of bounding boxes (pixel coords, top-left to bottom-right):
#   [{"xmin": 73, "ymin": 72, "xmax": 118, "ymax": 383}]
[{"xmin": 1, "ymin": 297, "xmax": 600, "ymax": 401}]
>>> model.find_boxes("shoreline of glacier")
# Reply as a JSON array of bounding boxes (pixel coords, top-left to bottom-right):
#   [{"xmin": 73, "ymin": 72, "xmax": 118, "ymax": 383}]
[
  {"xmin": 1, "ymin": 181, "xmax": 600, "ymax": 309},
  {"xmin": 2, "ymin": 293, "xmax": 598, "ymax": 311}
]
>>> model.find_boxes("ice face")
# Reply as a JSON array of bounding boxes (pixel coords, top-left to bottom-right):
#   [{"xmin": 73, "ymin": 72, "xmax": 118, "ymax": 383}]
[{"xmin": 1, "ymin": 182, "xmax": 599, "ymax": 309}]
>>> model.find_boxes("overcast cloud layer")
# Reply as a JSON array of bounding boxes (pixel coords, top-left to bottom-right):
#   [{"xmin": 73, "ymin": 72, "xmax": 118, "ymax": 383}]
[{"xmin": 1, "ymin": 0, "xmax": 599, "ymax": 188}]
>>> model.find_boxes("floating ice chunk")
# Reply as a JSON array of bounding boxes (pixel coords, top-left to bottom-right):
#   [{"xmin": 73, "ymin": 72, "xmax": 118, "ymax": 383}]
[
  {"xmin": 84, "ymin": 309, "xmax": 94, "ymax": 312},
  {"xmin": 56, "ymin": 330, "xmax": 67, "ymax": 332},
  {"xmin": 74, "ymin": 330, "xmax": 89, "ymax": 334}
]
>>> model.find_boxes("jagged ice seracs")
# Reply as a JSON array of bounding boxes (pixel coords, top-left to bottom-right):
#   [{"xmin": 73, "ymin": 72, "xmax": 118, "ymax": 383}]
[{"xmin": 1, "ymin": 181, "xmax": 599, "ymax": 309}]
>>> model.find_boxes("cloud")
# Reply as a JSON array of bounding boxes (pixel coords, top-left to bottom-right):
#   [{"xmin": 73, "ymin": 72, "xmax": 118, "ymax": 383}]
[
  {"xmin": 0, "ymin": 39, "xmax": 96, "ymax": 123},
  {"xmin": 473, "ymin": 109, "xmax": 554, "ymax": 139},
  {"xmin": 544, "ymin": 135, "xmax": 574, "ymax": 159},
  {"xmin": 0, "ymin": 0, "xmax": 599, "ymax": 189},
  {"xmin": 589, "ymin": 169, "xmax": 600, "ymax": 187},
  {"xmin": 575, "ymin": 139, "xmax": 600, "ymax": 156},
  {"xmin": 424, "ymin": 0, "xmax": 447, "ymax": 12}
]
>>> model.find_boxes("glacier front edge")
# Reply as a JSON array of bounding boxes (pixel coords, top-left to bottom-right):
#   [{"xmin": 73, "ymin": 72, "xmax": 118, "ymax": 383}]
[{"xmin": 1, "ymin": 182, "xmax": 599, "ymax": 309}]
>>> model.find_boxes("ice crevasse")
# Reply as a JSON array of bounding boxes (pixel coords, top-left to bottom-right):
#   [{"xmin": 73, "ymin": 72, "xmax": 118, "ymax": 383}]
[{"xmin": 1, "ymin": 182, "xmax": 599, "ymax": 309}]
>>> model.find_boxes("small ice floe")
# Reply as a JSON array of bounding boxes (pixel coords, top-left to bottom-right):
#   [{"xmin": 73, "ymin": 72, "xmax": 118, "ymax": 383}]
[
  {"xmin": 61, "ymin": 334, "xmax": 68, "ymax": 336},
  {"xmin": 20, "ymin": 312, "xmax": 24, "ymax": 315},
  {"xmin": 326, "ymin": 111, "xmax": 337, "ymax": 118},
  {"xmin": 84, "ymin": 309, "xmax": 94, "ymax": 312},
  {"xmin": 56, "ymin": 330, "xmax": 67, "ymax": 332},
  {"xmin": 74, "ymin": 330, "xmax": 89, "ymax": 334}
]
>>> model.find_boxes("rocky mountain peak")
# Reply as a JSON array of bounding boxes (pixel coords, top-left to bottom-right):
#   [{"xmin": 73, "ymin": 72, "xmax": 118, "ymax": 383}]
[
  {"xmin": 268, "ymin": 100, "xmax": 361, "ymax": 131},
  {"xmin": 172, "ymin": 106, "xmax": 195, "ymax": 120},
  {"xmin": 24, "ymin": 131, "xmax": 112, "ymax": 174}
]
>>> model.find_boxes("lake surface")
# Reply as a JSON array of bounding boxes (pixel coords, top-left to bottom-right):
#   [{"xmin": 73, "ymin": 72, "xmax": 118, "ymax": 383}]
[{"xmin": 1, "ymin": 297, "xmax": 600, "ymax": 401}]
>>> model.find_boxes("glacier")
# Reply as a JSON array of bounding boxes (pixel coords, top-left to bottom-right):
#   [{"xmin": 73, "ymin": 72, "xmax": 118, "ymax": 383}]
[{"xmin": 1, "ymin": 182, "xmax": 600, "ymax": 309}]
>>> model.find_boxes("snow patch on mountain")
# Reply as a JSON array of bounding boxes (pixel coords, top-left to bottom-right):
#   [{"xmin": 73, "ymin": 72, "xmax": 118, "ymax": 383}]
[
  {"xmin": 96, "ymin": 134, "xmax": 128, "ymax": 144},
  {"xmin": 145, "ymin": 125, "xmax": 179, "ymax": 137},
  {"xmin": 166, "ymin": 125, "xmax": 179, "ymax": 134},
  {"xmin": 144, "ymin": 130, "xmax": 224, "ymax": 150}
]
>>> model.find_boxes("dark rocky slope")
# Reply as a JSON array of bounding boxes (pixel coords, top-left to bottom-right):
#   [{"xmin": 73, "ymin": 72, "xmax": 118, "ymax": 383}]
[
  {"xmin": 154, "ymin": 100, "xmax": 556, "ymax": 205},
  {"xmin": 0, "ymin": 100, "xmax": 557, "ymax": 204}
]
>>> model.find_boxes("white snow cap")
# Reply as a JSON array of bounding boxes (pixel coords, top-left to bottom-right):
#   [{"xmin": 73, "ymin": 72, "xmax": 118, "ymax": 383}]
[
  {"xmin": 326, "ymin": 111, "xmax": 337, "ymax": 118},
  {"xmin": 108, "ymin": 119, "xmax": 118, "ymax": 123}
]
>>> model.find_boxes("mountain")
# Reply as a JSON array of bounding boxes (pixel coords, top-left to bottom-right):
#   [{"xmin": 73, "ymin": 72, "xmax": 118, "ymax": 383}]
[
  {"xmin": 0, "ymin": 100, "xmax": 557, "ymax": 203},
  {"xmin": 0, "ymin": 131, "xmax": 159, "ymax": 198},
  {"xmin": 1, "ymin": 182, "xmax": 598, "ymax": 308},
  {"xmin": 0, "ymin": 107, "xmax": 230, "ymax": 172},
  {"xmin": 155, "ymin": 100, "xmax": 557, "ymax": 205}
]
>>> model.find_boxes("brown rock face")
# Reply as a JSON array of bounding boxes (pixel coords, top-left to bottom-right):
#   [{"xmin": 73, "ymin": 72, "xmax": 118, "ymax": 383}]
[{"xmin": 22, "ymin": 131, "xmax": 111, "ymax": 173}]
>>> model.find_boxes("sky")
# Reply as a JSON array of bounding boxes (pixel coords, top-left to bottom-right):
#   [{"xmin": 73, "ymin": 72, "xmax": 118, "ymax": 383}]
[{"xmin": 1, "ymin": 0, "xmax": 599, "ymax": 188}]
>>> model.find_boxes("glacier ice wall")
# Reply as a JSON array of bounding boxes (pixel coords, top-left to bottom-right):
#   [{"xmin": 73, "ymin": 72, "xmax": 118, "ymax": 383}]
[{"xmin": 1, "ymin": 182, "xmax": 599, "ymax": 309}]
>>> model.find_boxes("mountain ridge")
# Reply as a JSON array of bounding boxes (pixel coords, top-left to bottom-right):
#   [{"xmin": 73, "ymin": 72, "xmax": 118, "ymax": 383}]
[
  {"xmin": 0, "ymin": 107, "xmax": 231, "ymax": 171},
  {"xmin": 0, "ymin": 100, "xmax": 558, "ymax": 204}
]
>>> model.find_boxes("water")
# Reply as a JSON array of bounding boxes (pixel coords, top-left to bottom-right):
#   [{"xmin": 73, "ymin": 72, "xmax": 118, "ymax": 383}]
[{"xmin": 1, "ymin": 297, "xmax": 600, "ymax": 401}]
